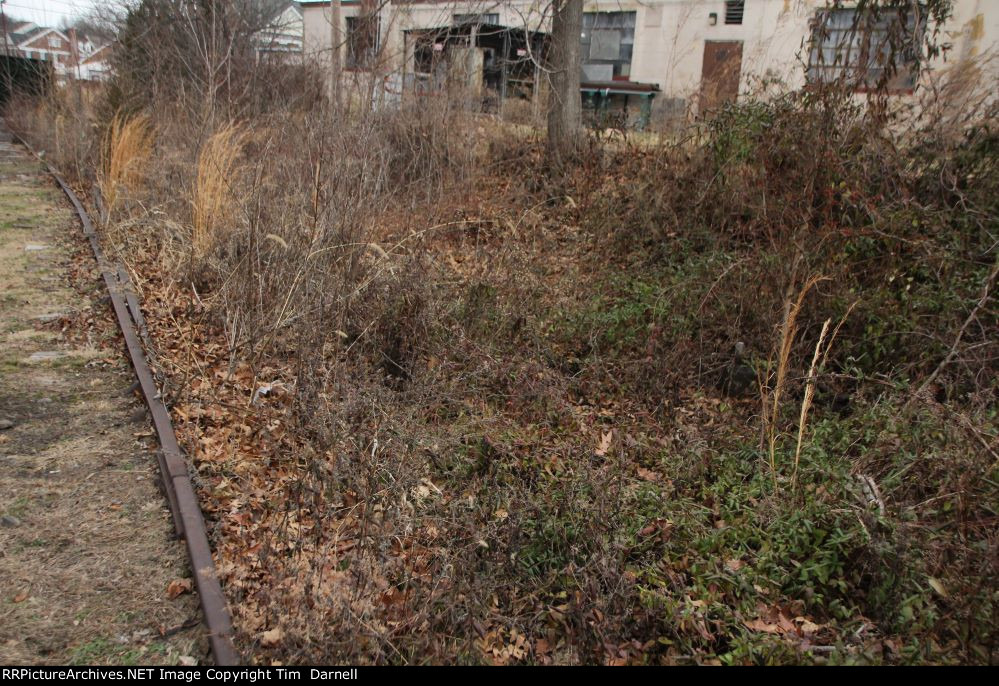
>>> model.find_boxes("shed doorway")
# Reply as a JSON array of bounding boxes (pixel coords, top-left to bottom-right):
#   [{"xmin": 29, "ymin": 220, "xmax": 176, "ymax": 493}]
[{"xmin": 700, "ymin": 40, "xmax": 743, "ymax": 114}]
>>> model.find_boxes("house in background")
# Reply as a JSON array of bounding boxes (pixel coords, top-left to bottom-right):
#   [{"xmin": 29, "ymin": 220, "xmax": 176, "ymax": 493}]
[
  {"xmin": 300, "ymin": 1, "xmax": 560, "ymax": 115},
  {"xmin": 78, "ymin": 43, "xmax": 112, "ymax": 81},
  {"xmin": 300, "ymin": 1, "xmax": 999, "ymax": 125},
  {"xmin": 5, "ymin": 22, "xmax": 73, "ymax": 70},
  {"xmin": 3, "ymin": 19, "xmax": 112, "ymax": 82},
  {"xmin": 601, "ymin": 0, "xmax": 998, "ymax": 117},
  {"xmin": 255, "ymin": 1, "xmax": 305, "ymax": 57}
]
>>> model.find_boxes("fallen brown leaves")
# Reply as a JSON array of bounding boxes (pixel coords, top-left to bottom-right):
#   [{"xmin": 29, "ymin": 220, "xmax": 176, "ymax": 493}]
[
  {"xmin": 166, "ymin": 579, "xmax": 193, "ymax": 599},
  {"xmin": 743, "ymin": 602, "xmax": 825, "ymax": 648},
  {"xmin": 107, "ymin": 161, "xmax": 758, "ymax": 665}
]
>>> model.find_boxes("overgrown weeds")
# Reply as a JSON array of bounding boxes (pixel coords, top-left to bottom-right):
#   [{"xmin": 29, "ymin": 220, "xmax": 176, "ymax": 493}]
[
  {"xmin": 5, "ymin": 7, "xmax": 997, "ymax": 664},
  {"xmin": 192, "ymin": 123, "xmax": 246, "ymax": 261},
  {"xmin": 5, "ymin": 84, "xmax": 98, "ymax": 182},
  {"xmin": 98, "ymin": 112, "xmax": 154, "ymax": 222}
]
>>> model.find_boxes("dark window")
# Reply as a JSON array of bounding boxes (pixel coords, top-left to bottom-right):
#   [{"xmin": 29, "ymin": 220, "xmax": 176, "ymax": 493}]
[
  {"xmin": 412, "ymin": 31, "xmax": 439, "ymax": 74},
  {"xmin": 580, "ymin": 11, "xmax": 636, "ymax": 80},
  {"xmin": 808, "ymin": 6, "xmax": 924, "ymax": 91},
  {"xmin": 453, "ymin": 13, "xmax": 499, "ymax": 26},
  {"xmin": 346, "ymin": 14, "xmax": 379, "ymax": 69},
  {"xmin": 724, "ymin": 1, "xmax": 744, "ymax": 25}
]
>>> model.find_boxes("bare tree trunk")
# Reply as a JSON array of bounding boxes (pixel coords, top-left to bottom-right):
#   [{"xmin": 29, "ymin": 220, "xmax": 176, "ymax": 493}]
[
  {"xmin": 547, "ymin": 0, "xmax": 583, "ymax": 167},
  {"xmin": 359, "ymin": 0, "xmax": 377, "ymax": 114},
  {"xmin": 330, "ymin": 0, "xmax": 342, "ymax": 107}
]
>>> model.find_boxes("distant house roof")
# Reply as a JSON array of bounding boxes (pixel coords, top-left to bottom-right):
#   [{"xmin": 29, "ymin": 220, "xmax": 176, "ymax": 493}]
[
  {"xmin": 263, "ymin": 0, "xmax": 305, "ymax": 17},
  {"xmin": 14, "ymin": 27, "xmax": 71, "ymax": 51},
  {"xmin": 254, "ymin": 2, "xmax": 304, "ymax": 54},
  {"xmin": 81, "ymin": 44, "xmax": 112, "ymax": 65},
  {"xmin": 269, "ymin": 2, "xmax": 303, "ymax": 25},
  {"xmin": 10, "ymin": 25, "xmax": 46, "ymax": 46}
]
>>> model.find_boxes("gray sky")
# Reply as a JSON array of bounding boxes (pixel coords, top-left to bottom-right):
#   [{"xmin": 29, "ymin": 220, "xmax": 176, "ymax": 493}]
[{"xmin": 2, "ymin": 0, "xmax": 101, "ymax": 26}]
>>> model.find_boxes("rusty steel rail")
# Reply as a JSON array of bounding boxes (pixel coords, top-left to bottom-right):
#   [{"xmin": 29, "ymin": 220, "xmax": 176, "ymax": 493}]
[{"xmin": 11, "ymin": 131, "xmax": 239, "ymax": 666}]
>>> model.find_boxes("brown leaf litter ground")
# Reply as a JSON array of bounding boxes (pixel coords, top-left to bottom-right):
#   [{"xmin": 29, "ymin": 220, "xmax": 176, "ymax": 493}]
[{"xmin": 0, "ymin": 128, "xmax": 205, "ymax": 665}]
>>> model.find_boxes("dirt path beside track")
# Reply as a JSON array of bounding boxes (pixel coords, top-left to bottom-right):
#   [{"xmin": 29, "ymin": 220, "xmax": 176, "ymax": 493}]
[{"xmin": 0, "ymin": 126, "xmax": 206, "ymax": 665}]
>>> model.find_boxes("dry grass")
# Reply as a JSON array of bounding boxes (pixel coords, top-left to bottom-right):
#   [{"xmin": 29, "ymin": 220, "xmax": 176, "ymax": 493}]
[
  {"xmin": 9, "ymin": 24, "xmax": 998, "ymax": 661},
  {"xmin": 98, "ymin": 112, "xmax": 154, "ymax": 221},
  {"xmin": 192, "ymin": 123, "xmax": 246, "ymax": 259},
  {"xmin": 761, "ymin": 274, "xmax": 826, "ymax": 488},
  {"xmin": 5, "ymin": 85, "xmax": 100, "ymax": 183},
  {"xmin": 791, "ymin": 300, "xmax": 857, "ymax": 488},
  {"xmin": 791, "ymin": 317, "xmax": 829, "ymax": 489}
]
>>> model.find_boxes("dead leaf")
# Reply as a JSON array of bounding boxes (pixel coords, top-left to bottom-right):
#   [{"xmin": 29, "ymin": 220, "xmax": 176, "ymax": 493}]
[
  {"xmin": 745, "ymin": 603, "xmax": 799, "ymax": 636},
  {"xmin": 725, "ymin": 558, "xmax": 744, "ymax": 572},
  {"xmin": 928, "ymin": 577, "xmax": 949, "ymax": 598},
  {"xmin": 636, "ymin": 467, "xmax": 660, "ymax": 482},
  {"xmin": 777, "ymin": 612, "xmax": 796, "ymax": 633},
  {"xmin": 260, "ymin": 627, "xmax": 283, "ymax": 647},
  {"xmin": 166, "ymin": 578, "xmax": 193, "ymax": 599},
  {"xmin": 743, "ymin": 618, "xmax": 782, "ymax": 634},
  {"xmin": 797, "ymin": 618, "xmax": 821, "ymax": 635},
  {"xmin": 534, "ymin": 638, "xmax": 552, "ymax": 655},
  {"xmin": 595, "ymin": 430, "xmax": 613, "ymax": 457},
  {"xmin": 638, "ymin": 518, "xmax": 673, "ymax": 542}
]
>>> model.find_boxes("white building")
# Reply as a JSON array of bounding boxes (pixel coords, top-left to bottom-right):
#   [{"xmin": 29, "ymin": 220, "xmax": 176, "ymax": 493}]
[
  {"xmin": 78, "ymin": 43, "xmax": 112, "ymax": 81},
  {"xmin": 300, "ymin": 1, "xmax": 999, "ymax": 123},
  {"xmin": 255, "ymin": 2, "xmax": 305, "ymax": 56}
]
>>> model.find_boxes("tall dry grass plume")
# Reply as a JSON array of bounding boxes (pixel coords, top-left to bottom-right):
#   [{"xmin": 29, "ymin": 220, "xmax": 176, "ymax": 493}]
[
  {"xmin": 791, "ymin": 318, "xmax": 830, "ymax": 489},
  {"xmin": 193, "ymin": 123, "xmax": 246, "ymax": 259},
  {"xmin": 760, "ymin": 274, "xmax": 826, "ymax": 488},
  {"xmin": 790, "ymin": 301, "xmax": 856, "ymax": 488},
  {"xmin": 99, "ymin": 112, "xmax": 154, "ymax": 221}
]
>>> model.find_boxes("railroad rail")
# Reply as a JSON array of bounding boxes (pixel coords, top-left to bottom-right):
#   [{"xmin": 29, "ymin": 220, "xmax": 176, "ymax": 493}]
[{"xmin": 8, "ymin": 127, "xmax": 239, "ymax": 666}]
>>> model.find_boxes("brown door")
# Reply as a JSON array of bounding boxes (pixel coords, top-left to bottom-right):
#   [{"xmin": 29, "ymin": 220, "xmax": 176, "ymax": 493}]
[{"xmin": 700, "ymin": 41, "xmax": 743, "ymax": 113}]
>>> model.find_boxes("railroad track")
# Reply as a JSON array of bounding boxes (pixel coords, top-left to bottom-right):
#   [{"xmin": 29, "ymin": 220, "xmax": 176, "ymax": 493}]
[{"xmin": 5, "ymin": 123, "xmax": 238, "ymax": 666}]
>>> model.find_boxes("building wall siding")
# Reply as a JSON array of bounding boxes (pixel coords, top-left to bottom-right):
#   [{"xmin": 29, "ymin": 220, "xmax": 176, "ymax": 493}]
[{"xmin": 301, "ymin": 0, "xmax": 999, "ymax": 109}]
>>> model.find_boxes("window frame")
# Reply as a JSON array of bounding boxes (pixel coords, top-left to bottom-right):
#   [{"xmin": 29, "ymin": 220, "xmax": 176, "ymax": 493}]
[
  {"xmin": 346, "ymin": 14, "xmax": 380, "ymax": 71},
  {"xmin": 580, "ymin": 10, "xmax": 637, "ymax": 81},
  {"xmin": 807, "ymin": 5, "xmax": 926, "ymax": 94}
]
